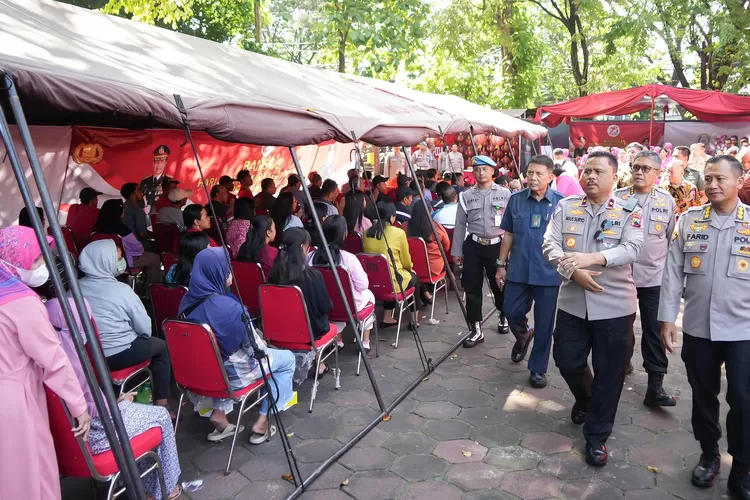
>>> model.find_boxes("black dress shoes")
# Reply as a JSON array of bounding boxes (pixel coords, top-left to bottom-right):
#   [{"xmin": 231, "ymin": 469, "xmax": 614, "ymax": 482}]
[
  {"xmin": 585, "ymin": 443, "xmax": 608, "ymax": 467},
  {"xmin": 529, "ymin": 372, "xmax": 547, "ymax": 388},
  {"xmin": 643, "ymin": 372, "xmax": 677, "ymax": 407},
  {"xmin": 728, "ymin": 463, "xmax": 750, "ymax": 499},
  {"xmin": 691, "ymin": 454, "xmax": 721, "ymax": 488},
  {"xmin": 571, "ymin": 400, "xmax": 588, "ymax": 425},
  {"xmin": 497, "ymin": 313, "xmax": 509, "ymax": 334},
  {"xmin": 511, "ymin": 329, "xmax": 534, "ymax": 363}
]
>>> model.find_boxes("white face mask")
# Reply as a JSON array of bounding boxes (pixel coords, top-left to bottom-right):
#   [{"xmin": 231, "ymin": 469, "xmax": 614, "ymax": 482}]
[
  {"xmin": 116, "ymin": 258, "xmax": 128, "ymax": 277},
  {"xmin": 15, "ymin": 264, "xmax": 50, "ymax": 288}
]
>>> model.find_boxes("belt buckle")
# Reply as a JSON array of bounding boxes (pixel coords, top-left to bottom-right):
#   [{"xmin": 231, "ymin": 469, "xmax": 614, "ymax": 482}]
[{"xmin": 478, "ymin": 237, "xmax": 490, "ymax": 245}]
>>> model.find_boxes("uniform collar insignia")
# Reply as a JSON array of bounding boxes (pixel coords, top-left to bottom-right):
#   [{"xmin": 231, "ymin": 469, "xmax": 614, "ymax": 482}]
[
  {"xmin": 580, "ymin": 196, "xmax": 588, "ymax": 206},
  {"xmin": 701, "ymin": 205, "xmax": 712, "ymax": 221},
  {"xmin": 606, "ymin": 197, "xmax": 616, "ymax": 209},
  {"xmin": 737, "ymin": 205, "xmax": 745, "ymax": 221}
]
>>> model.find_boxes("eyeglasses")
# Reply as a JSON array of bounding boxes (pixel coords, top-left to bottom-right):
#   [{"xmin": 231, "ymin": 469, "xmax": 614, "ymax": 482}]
[
  {"xmin": 594, "ymin": 220, "xmax": 613, "ymax": 242},
  {"xmin": 631, "ymin": 164, "xmax": 654, "ymax": 173}
]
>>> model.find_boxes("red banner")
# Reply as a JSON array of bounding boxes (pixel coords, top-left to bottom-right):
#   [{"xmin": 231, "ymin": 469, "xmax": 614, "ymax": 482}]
[
  {"xmin": 71, "ymin": 127, "xmax": 354, "ymax": 206},
  {"xmin": 569, "ymin": 121, "xmax": 665, "ymax": 148}
]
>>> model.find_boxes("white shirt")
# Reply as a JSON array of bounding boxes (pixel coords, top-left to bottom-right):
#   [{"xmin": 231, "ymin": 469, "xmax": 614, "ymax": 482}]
[{"xmin": 432, "ymin": 203, "xmax": 458, "ymax": 229}]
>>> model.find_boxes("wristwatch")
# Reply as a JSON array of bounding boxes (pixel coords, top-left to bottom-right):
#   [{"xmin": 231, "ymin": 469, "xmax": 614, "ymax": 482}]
[{"xmin": 495, "ymin": 259, "xmax": 507, "ymax": 268}]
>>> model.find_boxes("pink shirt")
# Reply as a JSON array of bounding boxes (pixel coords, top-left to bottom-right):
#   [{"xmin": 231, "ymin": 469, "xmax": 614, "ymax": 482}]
[{"xmin": 307, "ymin": 249, "xmax": 375, "ymax": 311}]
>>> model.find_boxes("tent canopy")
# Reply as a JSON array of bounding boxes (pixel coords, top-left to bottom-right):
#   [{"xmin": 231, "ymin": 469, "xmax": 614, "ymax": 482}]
[
  {"xmin": 345, "ymin": 75, "xmax": 547, "ymax": 140},
  {"xmin": 0, "ymin": 0, "xmax": 543, "ymax": 148},
  {"xmin": 536, "ymin": 84, "xmax": 750, "ymax": 128}
]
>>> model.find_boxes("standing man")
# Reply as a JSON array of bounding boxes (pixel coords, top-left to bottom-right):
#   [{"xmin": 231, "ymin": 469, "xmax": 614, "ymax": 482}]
[
  {"xmin": 139, "ymin": 144, "xmax": 171, "ymax": 213},
  {"xmin": 445, "ymin": 144, "xmax": 464, "ymax": 175},
  {"xmin": 614, "ymin": 151, "xmax": 677, "ymax": 407},
  {"xmin": 688, "ymin": 143, "xmax": 708, "ymax": 173},
  {"xmin": 411, "ymin": 142, "xmax": 432, "ymax": 170},
  {"xmin": 497, "ymin": 155, "xmax": 564, "ymax": 388},
  {"xmin": 676, "ymin": 146, "xmax": 706, "ymax": 203},
  {"xmin": 659, "ymin": 155, "xmax": 750, "ymax": 497},
  {"xmin": 660, "ymin": 159, "xmax": 701, "ymax": 215},
  {"xmin": 386, "ymin": 147, "xmax": 407, "ymax": 178},
  {"xmin": 452, "ymin": 155, "xmax": 512, "ymax": 348},
  {"xmin": 573, "ymin": 136, "xmax": 587, "ymax": 161},
  {"xmin": 542, "ymin": 151, "xmax": 644, "ymax": 467}
]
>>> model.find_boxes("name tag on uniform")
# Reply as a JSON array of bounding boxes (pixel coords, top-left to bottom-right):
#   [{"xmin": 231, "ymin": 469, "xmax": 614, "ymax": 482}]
[{"xmin": 531, "ymin": 214, "xmax": 541, "ymax": 228}]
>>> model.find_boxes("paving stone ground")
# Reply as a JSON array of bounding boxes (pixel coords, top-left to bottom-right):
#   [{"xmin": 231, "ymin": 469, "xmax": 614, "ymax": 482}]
[{"xmin": 62, "ymin": 292, "xmax": 733, "ymax": 500}]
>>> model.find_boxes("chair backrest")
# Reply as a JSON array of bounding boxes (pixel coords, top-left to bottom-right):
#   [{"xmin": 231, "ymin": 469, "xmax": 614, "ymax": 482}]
[
  {"xmin": 90, "ymin": 232, "xmax": 123, "ymax": 250},
  {"xmin": 45, "ymin": 386, "xmax": 98, "ymax": 479},
  {"xmin": 49, "ymin": 226, "xmax": 79, "ymax": 259},
  {"xmin": 161, "ymin": 252, "xmax": 179, "ymax": 272},
  {"xmin": 153, "ymin": 222, "xmax": 181, "ymax": 255},
  {"xmin": 407, "ymin": 237, "xmax": 433, "ymax": 282},
  {"xmin": 259, "ymin": 284, "xmax": 315, "ymax": 345},
  {"xmin": 163, "ymin": 319, "xmax": 237, "ymax": 397},
  {"xmin": 231, "ymin": 260, "xmax": 266, "ymax": 316},
  {"xmin": 149, "ymin": 283, "xmax": 188, "ymax": 338},
  {"xmin": 356, "ymin": 253, "xmax": 397, "ymax": 301},
  {"xmin": 343, "ymin": 232, "xmax": 363, "ymax": 254},
  {"xmin": 314, "ymin": 266, "xmax": 357, "ymax": 322}
]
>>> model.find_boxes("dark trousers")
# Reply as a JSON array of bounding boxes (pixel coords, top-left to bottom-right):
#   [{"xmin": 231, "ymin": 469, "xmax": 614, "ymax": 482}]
[
  {"xmin": 462, "ymin": 238, "xmax": 504, "ymax": 323},
  {"xmin": 504, "ymin": 282, "xmax": 559, "ymax": 374},
  {"xmin": 106, "ymin": 336, "xmax": 171, "ymax": 400},
  {"xmin": 682, "ymin": 334, "xmax": 750, "ymax": 463},
  {"xmin": 553, "ymin": 309, "xmax": 633, "ymax": 446},
  {"xmin": 626, "ymin": 286, "xmax": 669, "ymax": 373}
]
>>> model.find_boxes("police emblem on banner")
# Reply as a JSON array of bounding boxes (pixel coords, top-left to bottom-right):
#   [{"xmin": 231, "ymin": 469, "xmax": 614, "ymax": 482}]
[{"xmin": 73, "ymin": 142, "xmax": 104, "ymax": 165}]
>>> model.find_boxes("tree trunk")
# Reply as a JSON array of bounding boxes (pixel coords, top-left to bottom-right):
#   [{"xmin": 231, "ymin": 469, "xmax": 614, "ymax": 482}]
[
  {"xmin": 338, "ymin": 31, "xmax": 346, "ymax": 73},
  {"xmin": 254, "ymin": 0, "xmax": 262, "ymax": 44},
  {"xmin": 495, "ymin": 0, "xmax": 518, "ymax": 85}
]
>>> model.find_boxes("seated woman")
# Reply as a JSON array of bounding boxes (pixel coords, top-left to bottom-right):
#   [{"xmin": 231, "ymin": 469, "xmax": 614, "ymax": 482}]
[
  {"xmin": 18, "ymin": 206, "xmax": 46, "ymax": 228},
  {"xmin": 46, "ymin": 298, "xmax": 182, "ymax": 500},
  {"xmin": 78, "ymin": 240, "xmax": 173, "ymax": 417},
  {"xmin": 182, "ymin": 204, "xmax": 219, "ymax": 247},
  {"xmin": 178, "ymin": 248, "xmax": 296, "ymax": 444},
  {"xmin": 362, "ymin": 201, "xmax": 420, "ymax": 329},
  {"xmin": 269, "ymin": 192, "xmax": 303, "ymax": 235},
  {"xmin": 343, "ymin": 190, "xmax": 372, "ymax": 235},
  {"xmin": 406, "ymin": 202, "xmax": 450, "ymax": 304},
  {"xmin": 236, "ymin": 215, "xmax": 277, "ymax": 277},
  {"xmin": 269, "ymin": 228, "xmax": 334, "ymax": 373},
  {"xmin": 226, "ymin": 198, "xmax": 254, "ymax": 259},
  {"xmin": 166, "ymin": 231, "xmax": 211, "ymax": 287},
  {"xmin": 94, "ymin": 199, "xmax": 162, "ymax": 286},
  {"xmin": 308, "ymin": 215, "xmax": 375, "ymax": 350}
]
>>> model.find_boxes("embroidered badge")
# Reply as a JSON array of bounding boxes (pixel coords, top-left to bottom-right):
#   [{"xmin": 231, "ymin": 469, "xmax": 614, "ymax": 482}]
[
  {"xmin": 739, "ymin": 245, "xmax": 750, "ymax": 256},
  {"xmin": 602, "ymin": 229, "xmax": 618, "ymax": 236},
  {"xmin": 691, "ymin": 256, "xmax": 702, "ymax": 269},
  {"xmin": 700, "ymin": 243, "xmax": 708, "ymax": 251},
  {"xmin": 671, "ymin": 229, "xmax": 679, "ymax": 242},
  {"xmin": 570, "ymin": 209, "xmax": 584, "ymax": 215},
  {"xmin": 565, "ymin": 237, "xmax": 576, "ymax": 248},
  {"xmin": 690, "ymin": 223, "xmax": 708, "ymax": 232},
  {"xmin": 566, "ymin": 225, "xmax": 578, "ymax": 232},
  {"xmin": 655, "ymin": 223, "xmax": 663, "ymax": 232},
  {"xmin": 739, "ymin": 259, "xmax": 749, "ymax": 272},
  {"xmin": 605, "ymin": 213, "xmax": 619, "ymax": 220},
  {"xmin": 632, "ymin": 213, "xmax": 642, "ymax": 228},
  {"xmin": 737, "ymin": 228, "xmax": 750, "ymax": 236}
]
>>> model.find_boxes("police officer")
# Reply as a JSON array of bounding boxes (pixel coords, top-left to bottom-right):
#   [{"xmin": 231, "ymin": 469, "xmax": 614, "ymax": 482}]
[
  {"xmin": 659, "ymin": 155, "xmax": 750, "ymax": 497},
  {"xmin": 411, "ymin": 142, "xmax": 432, "ymax": 170},
  {"xmin": 542, "ymin": 151, "xmax": 644, "ymax": 467},
  {"xmin": 452, "ymin": 155, "xmax": 511, "ymax": 348},
  {"xmin": 496, "ymin": 155, "xmax": 564, "ymax": 389},
  {"xmin": 614, "ymin": 150, "xmax": 677, "ymax": 407},
  {"xmin": 140, "ymin": 144, "xmax": 172, "ymax": 213}
]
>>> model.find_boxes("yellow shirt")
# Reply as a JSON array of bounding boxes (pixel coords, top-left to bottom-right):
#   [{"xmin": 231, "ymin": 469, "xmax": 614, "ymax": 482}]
[{"xmin": 362, "ymin": 224, "xmax": 413, "ymax": 290}]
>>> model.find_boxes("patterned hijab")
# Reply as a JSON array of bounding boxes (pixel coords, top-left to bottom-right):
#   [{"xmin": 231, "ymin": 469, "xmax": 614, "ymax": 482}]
[{"xmin": 0, "ymin": 226, "xmax": 53, "ymax": 306}]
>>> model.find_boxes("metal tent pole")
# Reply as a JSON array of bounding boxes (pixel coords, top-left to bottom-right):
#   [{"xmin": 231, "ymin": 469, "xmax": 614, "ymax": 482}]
[{"xmin": 2, "ymin": 73, "xmax": 147, "ymax": 499}]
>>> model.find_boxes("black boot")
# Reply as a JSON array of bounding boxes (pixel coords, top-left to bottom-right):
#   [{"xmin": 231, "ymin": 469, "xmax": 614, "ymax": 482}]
[
  {"xmin": 463, "ymin": 322, "xmax": 484, "ymax": 348},
  {"xmin": 728, "ymin": 462, "xmax": 750, "ymax": 500},
  {"xmin": 691, "ymin": 453, "xmax": 721, "ymax": 488},
  {"xmin": 643, "ymin": 372, "xmax": 676, "ymax": 407}
]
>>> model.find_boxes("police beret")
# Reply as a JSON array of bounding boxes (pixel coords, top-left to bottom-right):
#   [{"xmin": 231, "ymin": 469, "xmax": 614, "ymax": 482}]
[{"xmin": 471, "ymin": 155, "xmax": 497, "ymax": 167}]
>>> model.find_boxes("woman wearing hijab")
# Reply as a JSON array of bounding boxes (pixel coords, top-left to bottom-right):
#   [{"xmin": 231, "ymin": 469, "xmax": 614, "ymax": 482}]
[
  {"xmin": 78, "ymin": 239, "xmax": 173, "ymax": 417},
  {"xmin": 178, "ymin": 247, "xmax": 296, "ymax": 444},
  {"xmin": 0, "ymin": 226, "xmax": 91, "ymax": 500},
  {"xmin": 94, "ymin": 199, "xmax": 162, "ymax": 286},
  {"xmin": 46, "ymin": 298, "xmax": 183, "ymax": 499}
]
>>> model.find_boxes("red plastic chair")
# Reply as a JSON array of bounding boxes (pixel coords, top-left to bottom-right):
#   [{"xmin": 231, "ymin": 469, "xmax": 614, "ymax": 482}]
[
  {"xmin": 45, "ymin": 386, "xmax": 168, "ymax": 500},
  {"xmin": 149, "ymin": 212, "xmax": 158, "ymax": 229},
  {"xmin": 163, "ymin": 319, "xmax": 268, "ymax": 474},
  {"xmin": 87, "ymin": 318, "xmax": 153, "ymax": 396},
  {"xmin": 408, "ymin": 237, "xmax": 449, "ymax": 321},
  {"xmin": 149, "ymin": 283, "xmax": 188, "ymax": 338},
  {"xmin": 259, "ymin": 284, "xmax": 339, "ymax": 413},
  {"xmin": 160, "ymin": 252, "xmax": 178, "ymax": 274},
  {"xmin": 231, "ymin": 260, "xmax": 266, "ymax": 319},
  {"xmin": 343, "ymin": 232, "xmax": 363, "ymax": 254},
  {"xmin": 49, "ymin": 226, "xmax": 79, "ymax": 260},
  {"xmin": 89, "ymin": 232, "xmax": 144, "ymax": 290},
  {"xmin": 153, "ymin": 222, "xmax": 181, "ymax": 255},
  {"xmin": 356, "ymin": 253, "xmax": 415, "ymax": 348},
  {"xmin": 316, "ymin": 266, "xmax": 378, "ymax": 375},
  {"xmin": 205, "ymin": 217, "xmax": 224, "ymax": 246}
]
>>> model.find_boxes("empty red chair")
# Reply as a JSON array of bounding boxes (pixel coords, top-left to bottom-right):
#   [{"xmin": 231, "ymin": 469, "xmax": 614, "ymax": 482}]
[
  {"xmin": 163, "ymin": 319, "xmax": 268, "ymax": 473},
  {"xmin": 49, "ymin": 226, "xmax": 80, "ymax": 260},
  {"xmin": 153, "ymin": 222, "xmax": 181, "ymax": 256},
  {"xmin": 149, "ymin": 283, "xmax": 188, "ymax": 338},
  {"xmin": 343, "ymin": 232, "xmax": 363, "ymax": 254},
  {"xmin": 89, "ymin": 232, "xmax": 144, "ymax": 290},
  {"xmin": 357, "ymin": 253, "xmax": 415, "ymax": 348},
  {"xmin": 160, "ymin": 252, "xmax": 179, "ymax": 274},
  {"xmin": 259, "ymin": 284, "xmax": 339, "ymax": 413},
  {"xmin": 45, "ymin": 386, "xmax": 168, "ymax": 500},
  {"xmin": 231, "ymin": 260, "xmax": 266, "ymax": 318},
  {"xmin": 316, "ymin": 266, "xmax": 378, "ymax": 375},
  {"xmin": 408, "ymin": 237, "xmax": 449, "ymax": 321},
  {"xmin": 87, "ymin": 318, "xmax": 153, "ymax": 396}
]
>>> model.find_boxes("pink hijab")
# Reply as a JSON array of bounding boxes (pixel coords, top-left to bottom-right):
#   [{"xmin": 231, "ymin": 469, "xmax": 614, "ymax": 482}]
[
  {"xmin": 555, "ymin": 175, "xmax": 585, "ymax": 197},
  {"xmin": 0, "ymin": 226, "xmax": 53, "ymax": 306}
]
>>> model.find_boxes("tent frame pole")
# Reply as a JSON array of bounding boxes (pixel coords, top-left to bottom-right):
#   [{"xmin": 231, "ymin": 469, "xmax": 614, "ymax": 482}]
[
  {"xmin": 1, "ymin": 73, "xmax": 147, "ymax": 499},
  {"xmin": 286, "ymin": 146, "xmax": 387, "ymax": 413},
  {"xmin": 173, "ymin": 95, "xmax": 303, "ymax": 484}
]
